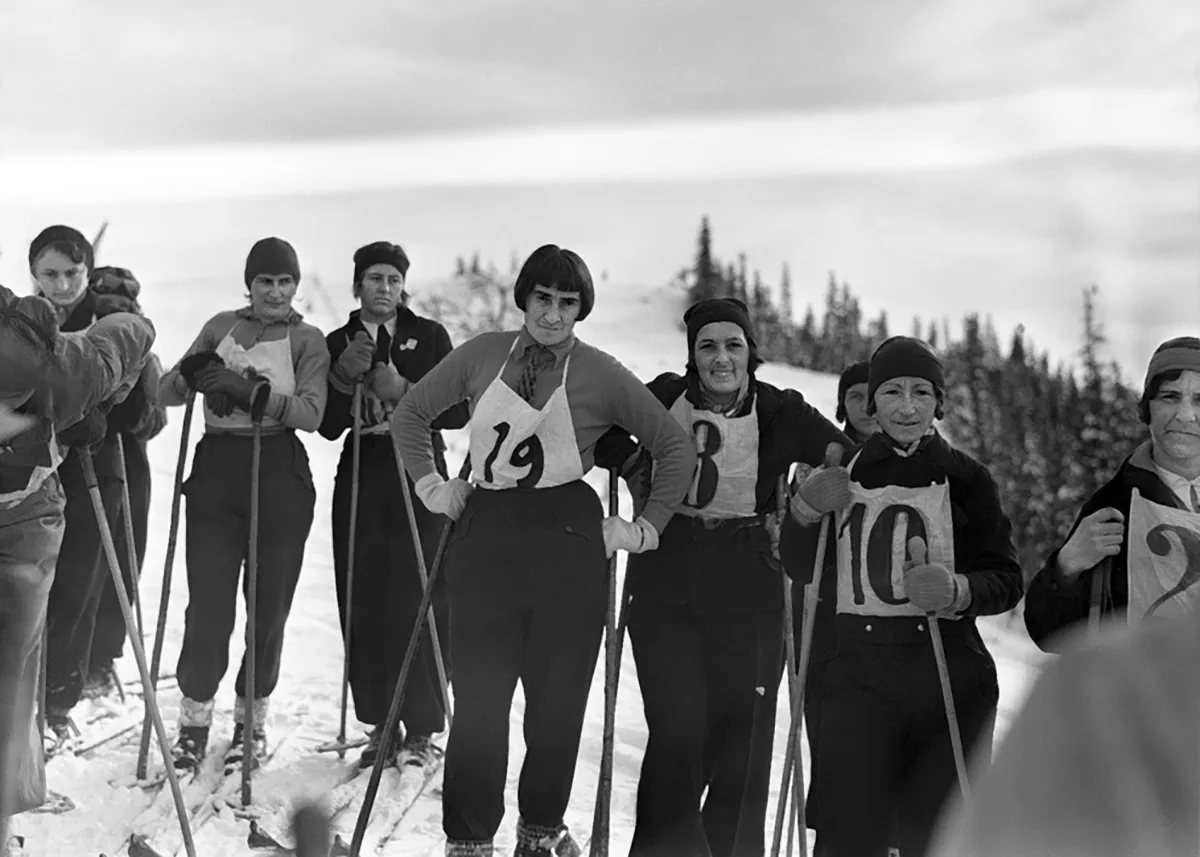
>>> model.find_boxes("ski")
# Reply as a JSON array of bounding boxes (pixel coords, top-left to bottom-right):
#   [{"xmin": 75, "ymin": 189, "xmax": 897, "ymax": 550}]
[
  {"xmin": 369, "ymin": 760, "xmax": 447, "ymax": 857},
  {"xmin": 347, "ymin": 755, "xmax": 445, "ymax": 856},
  {"xmin": 246, "ymin": 762, "xmax": 365, "ymax": 851}
]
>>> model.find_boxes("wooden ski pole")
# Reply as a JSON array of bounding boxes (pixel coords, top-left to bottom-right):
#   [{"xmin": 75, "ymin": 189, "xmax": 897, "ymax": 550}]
[
  {"xmin": 114, "ymin": 434, "xmax": 146, "ymax": 642},
  {"xmin": 1088, "ymin": 558, "xmax": 1111, "ymax": 636},
  {"xmin": 588, "ymin": 468, "xmax": 622, "ymax": 857},
  {"xmin": 906, "ymin": 536, "xmax": 971, "ymax": 802},
  {"xmin": 137, "ymin": 393, "xmax": 194, "ymax": 780},
  {"xmin": 242, "ymin": 418, "xmax": 263, "ymax": 808},
  {"xmin": 334, "ymin": 384, "xmax": 364, "ymax": 758},
  {"xmin": 345, "ymin": 457, "xmax": 470, "ymax": 857},
  {"xmin": 81, "ymin": 449, "xmax": 196, "ymax": 857},
  {"xmin": 389, "ymin": 428, "xmax": 454, "ymax": 727},
  {"xmin": 771, "ymin": 443, "xmax": 844, "ymax": 857},
  {"xmin": 775, "ymin": 474, "xmax": 805, "ymax": 857}
]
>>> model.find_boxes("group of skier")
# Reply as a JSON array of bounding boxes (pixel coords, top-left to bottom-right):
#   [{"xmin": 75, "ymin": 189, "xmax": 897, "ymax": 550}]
[{"xmin": 1, "ymin": 221, "xmax": 1197, "ymax": 857}]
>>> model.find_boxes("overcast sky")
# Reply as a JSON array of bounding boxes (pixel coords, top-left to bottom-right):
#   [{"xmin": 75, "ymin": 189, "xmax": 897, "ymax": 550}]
[{"xmin": 2, "ymin": 0, "xmax": 1196, "ymax": 159}]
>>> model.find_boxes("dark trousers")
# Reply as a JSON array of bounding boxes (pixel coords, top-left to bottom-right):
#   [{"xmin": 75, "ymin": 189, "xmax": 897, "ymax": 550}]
[
  {"xmin": 89, "ymin": 433, "xmax": 151, "ymax": 671},
  {"xmin": 331, "ymin": 434, "xmax": 449, "ymax": 735},
  {"xmin": 43, "ymin": 440, "xmax": 122, "ymax": 712},
  {"xmin": 175, "ymin": 431, "xmax": 315, "ymax": 703},
  {"xmin": 441, "ymin": 481, "xmax": 608, "ymax": 843},
  {"xmin": 791, "ymin": 582, "xmax": 834, "ymax": 833},
  {"xmin": 814, "ymin": 616, "xmax": 998, "ymax": 857},
  {"xmin": 628, "ymin": 599, "xmax": 783, "ymax": 857}
]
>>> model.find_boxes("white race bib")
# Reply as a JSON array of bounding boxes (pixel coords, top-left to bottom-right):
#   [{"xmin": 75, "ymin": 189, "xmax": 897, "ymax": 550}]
[
  {"xmin": 669, "ymin": 395, "xmax": 759, "ymax": 519},
  {"xmin": 1126, "ymin": 488, "xmax": 1200, "ymax": 627}
]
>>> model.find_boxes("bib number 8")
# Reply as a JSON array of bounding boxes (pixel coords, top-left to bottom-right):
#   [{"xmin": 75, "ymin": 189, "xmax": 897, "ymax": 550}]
[
  {"xmin": 484, "ymin": 421, "xmax": 546, "ymax": 488},
  {"xmin": 683, "ymin": 419, "xmax": 722, "ymax": 510}
]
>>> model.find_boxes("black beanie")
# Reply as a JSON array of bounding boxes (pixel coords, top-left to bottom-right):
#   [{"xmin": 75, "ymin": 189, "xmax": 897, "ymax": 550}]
[
  {"xmin": 836, "ymin": 360, "xmax": 870, "ymax": 422},
  {"xmin": 868, "ymin": 336, "xmax": 945, "ymax": 403},
  {"xmin": 684, "ymin": 298, "xmax": 757, "ymax": 358},
  {"xmin": 244, "ymin": 237, "xmax": 300, "ymax": 286},
  {"xmin": 28, "ymin": 225, "xmax": 94, "ymax": 273},
  {"xmin": 353, "ymin": 241, "xmax": 410, "ymax": 283}
]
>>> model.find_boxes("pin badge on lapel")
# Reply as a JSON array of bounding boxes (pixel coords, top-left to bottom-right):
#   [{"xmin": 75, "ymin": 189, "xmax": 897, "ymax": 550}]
[{"xmin": 398, "ymin": 338, "xmax": 418, "ymax": 351}]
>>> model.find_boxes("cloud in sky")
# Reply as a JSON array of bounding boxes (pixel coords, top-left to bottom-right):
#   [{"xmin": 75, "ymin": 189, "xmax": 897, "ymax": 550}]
[
  {"xmin": 1, "ymin": 0, "xmax": 1195, "ymax": 153},
  {"xmin": 1, "ymin": 85, "xmax": 1196, "ymax": 206}
]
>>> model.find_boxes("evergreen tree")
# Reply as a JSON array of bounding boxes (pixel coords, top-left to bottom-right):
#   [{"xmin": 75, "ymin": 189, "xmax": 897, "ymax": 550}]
[
  {"xmin": 689, "ymin": 216, "xmax": 720, "ymax": 303},
  {"xmin": 779, "ymin": 263, "xmax": 794, "ymax": 328}
]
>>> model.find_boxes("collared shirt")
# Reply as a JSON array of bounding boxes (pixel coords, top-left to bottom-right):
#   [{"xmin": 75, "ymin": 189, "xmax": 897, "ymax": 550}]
[{"xmin": 1152, "ymin": 462, "xmax": 1200, "ymax": 512}]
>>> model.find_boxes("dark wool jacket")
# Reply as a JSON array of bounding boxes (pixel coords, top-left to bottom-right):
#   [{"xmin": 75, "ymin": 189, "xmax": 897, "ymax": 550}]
[
  {"xmin": 596, "ymin": 372, "xmax": 852, "ymax": 612},
  {"xmin": 60, "ymin": 292, "xmax": 167, "ymax": 444},
  {"xmin": 1024, "ymin": 442, "xmax": 1185, "ymax": 653},
  {"xmin": 319, "ymin": 308, "xmax": 468, "ymax": 473},
  {"xmin": 786, "ymin": 430, "xmax": 1024, "ymax": 624}
]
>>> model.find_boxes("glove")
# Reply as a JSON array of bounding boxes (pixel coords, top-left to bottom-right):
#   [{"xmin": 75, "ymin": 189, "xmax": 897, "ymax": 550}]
[
  {"xmin": 206, "ymin": 391, "xmax": 237, "ymax": 418},
  {"xmin": 179, "ymin": 351, "xmax": 225, "ymax": 389},
  {"xmin": 903, "ymin": 537, "xmax": 971, "ymax": 615},
  {"xmin": 365, "ymin": 362, "xmax": 409, "ymax": 405},
  {"xmin": 59, "ymin": 408, "xmax": 109, "ymax": 451},
  {"xmin": 789, "ymin": 443, "xmax": 849, "ymax": 523},
  {"xmin": 195, "ymin": 365, "xmax": 264, "ymax": 408},
  {"xmin": 336, "ymin": 332, "xmax": 375, "ymax": 383},
  {"xmin": 414, "ymin": 473, "xmax": 473, "ymax": 520},
  {"xmin": 601, "ymin": 516, "xmax": 660, "ymax": 558}
]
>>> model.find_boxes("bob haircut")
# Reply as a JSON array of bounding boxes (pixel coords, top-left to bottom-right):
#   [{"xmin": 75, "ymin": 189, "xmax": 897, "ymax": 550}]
[{"xmin": 513, "ymin": 244, "xmax": 595, "ymax": 321}]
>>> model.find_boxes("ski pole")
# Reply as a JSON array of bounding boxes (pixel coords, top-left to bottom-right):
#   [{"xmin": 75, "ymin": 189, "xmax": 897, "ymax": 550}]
[
  {"xmin": 771, "ymin": 444, "xmax": 843, "ymax": 857},
  {"xmin": 389, "ymin": 427, "xmax": 455, "ymax": 728},
  {"xmin": 1088, "ymin": 558, "xmax": 1111, "ymax": 636},
  {"xmin": 80, "ymin": 449, "xmax": 196, "ymax": 857},
  {"xmin": 346, "ymin": 456, "xmax": 470, "ymax": 857},
  {"xmin": 114, "ymin": 434, "xmax": 146, "ymax": 643},
  {"xmin": 137, "ymin": 392, "xmax": 194, "ymax": 780},
  {"xmin": 589, "ymin": 468, "xmax": 622, "ymax": 857},
  {"xmin": 335, "ymin": 384, "xmax": 364, "ymax": 758},
  {"xmin": 242, "ymin": 417, "xmax": 263, "ymax": 808},
  {"xmin": 774, "ymin": 474, "xmax": 805, "ymax": 857},
  {"xmin": 906, "ymin": 536, "xmax": 971, "ymax": 803}
]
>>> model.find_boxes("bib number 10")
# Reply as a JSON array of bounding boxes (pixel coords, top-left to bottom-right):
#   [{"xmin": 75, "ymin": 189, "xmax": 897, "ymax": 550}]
[
  {"xmin": 484, "ymin": 421, "xmax": 545, "ymax": 488},
  {"xmin": 841, "ymin": 502, "xmax": 928, "ymax": 606}
]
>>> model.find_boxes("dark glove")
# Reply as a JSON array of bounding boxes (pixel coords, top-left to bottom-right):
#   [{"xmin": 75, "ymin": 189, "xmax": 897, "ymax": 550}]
[
  {"xmin": 206, "ymin": 391, "xmax": 238, "ymax": 418},
  {"xmin": 180, "ymin": 351, "xmax": 225, "ymax": 389},
  {"xmin": 195, "ymin": 365, "xmax": 261, "ymax": 406},
  {"xmin": 623, "ymin": 448, "xmax": 654, "ymax": 519},
  {"xmin": 59, "ymin": 409, "xmax": 109, "ymax": 451},
  {"xmin": 594, "ymin": 428, "xmax": 638, "ymax": 471}
]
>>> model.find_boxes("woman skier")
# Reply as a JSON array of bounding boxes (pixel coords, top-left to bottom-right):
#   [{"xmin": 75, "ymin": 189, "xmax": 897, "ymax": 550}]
[
  {"xmin": 392, "ymin": 244, "xmax": 696, "ymax": 857},
  {"xmin": 0, "ymin": 283, "xmax": 155, "ymax": 855},
  {"xmin": 319, "ymin": 241, "xmax": 467, "ymax": 769},
  {"xmin": 1024, "ymin": 336, "xmax": 1200, "ymax": 650},
  {"xmin": 778, "ymin": 358, "xmax": 881, "ymax": 844},
  {"xmin": 787, "ymin": 336, "xmax": 1023, "ymax": 856},
  {"xmin": 157, "ymin": 237, "xmax": 330, "ymax": 771},
  {"xmin": 594, "ymin": 297, "xmax": 851, "ymax": 857}
]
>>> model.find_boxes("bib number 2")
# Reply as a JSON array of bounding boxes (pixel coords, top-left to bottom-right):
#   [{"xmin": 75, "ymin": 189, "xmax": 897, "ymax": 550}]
[{"xmin": 483, "ymin": 421, "xmax": 545, "ymax": 488}]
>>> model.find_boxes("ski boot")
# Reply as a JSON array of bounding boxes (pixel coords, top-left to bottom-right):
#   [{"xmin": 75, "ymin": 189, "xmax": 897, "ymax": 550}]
[
  {"xmin": 514, "ymin": 819, "xmax": 582, "ymax": 857},
  {"xmin": 42, "ymin": 709, "xmax": 75, "ymax": 759},
  {"xmin": 358, "ymin": 724, "xmax": 402, "ymax": 770},
  {"xmin": 397, "ymin": 733, "xmax": 444, "ymax": 769},
  {"xmin": 2, "ymin": 834, "xmax": 27, "ymax": 857},
  {"xmin": 225, "ymin": 696, "xmax": 270, "ymax": 773},
  {"xmin": 82, "ymin": 662, "xmax": 119, "ymax": 700},
  {"xmin": 173, "ymin": 696, "xmax": 215, "ymax": 771}
]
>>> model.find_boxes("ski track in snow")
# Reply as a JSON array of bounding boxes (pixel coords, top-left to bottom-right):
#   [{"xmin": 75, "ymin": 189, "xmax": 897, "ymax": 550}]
[{"xmin": 18, "ymin": 281, "xmax": 1052, "ymax": 856}]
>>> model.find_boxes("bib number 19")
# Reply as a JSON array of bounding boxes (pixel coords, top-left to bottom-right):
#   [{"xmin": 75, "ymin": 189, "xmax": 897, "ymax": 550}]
[{"xmin": 484, "ymin": 421, "xmax": 545, "ymax": 488}]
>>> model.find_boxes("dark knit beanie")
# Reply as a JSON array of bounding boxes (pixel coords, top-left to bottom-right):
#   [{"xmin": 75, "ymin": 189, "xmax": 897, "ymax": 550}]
[
  {"xmin": 244, "ymin": 237, "xmax": 300, "ymax": 286},
  {"xmin": 513, "ymin": 244, "xmax": 595, "ymax": 321},
  {"xmin": 353, "ymin": 241, "xmax": 410, "ymax": 283},
  {"xmin": 1139, "ymin": 336, "xmax": 1200, "ymax": 423},
  {"xmin": 868, "ymin": 336, "xmax": 945, "ymax": 403},
  {"xmin": 684, "ymin": 298, "xmax": 757, "ymax": 358},
  {"xmin": 836, "ymin": 360, "xmax": 870, "ymax": 423},
  {"xmin": 28, "ymin": 225, "xmax": 94, "ymax": 273}
]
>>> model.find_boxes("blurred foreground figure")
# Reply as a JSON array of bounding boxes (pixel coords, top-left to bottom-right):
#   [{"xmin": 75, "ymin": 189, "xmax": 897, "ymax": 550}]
[{"xmin": 931, "ymin": 609, "xmax": 1199, "ymax": 857}]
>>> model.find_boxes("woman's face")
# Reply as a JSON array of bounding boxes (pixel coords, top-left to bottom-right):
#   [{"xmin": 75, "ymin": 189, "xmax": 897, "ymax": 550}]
[
  {"xmin": 1149, "ymin": 370, "xmax": 1200, "ymax": 470},
  {"xmin": 31, "ymin": 248, "xmax": 88, "ymax": 307},
  {"xmin": 873, "ymin": 376, "xmax": 938, "ymax": 445},
  {"xmin": 356, "ymin": 263, "xmax": 405, "ymax": 320},
  {"xmin": 843, "ymin": 382, "xmax": 879, "ymax": 438},
  {"xmin": 523, "ymin": 285, "xmax": 581, "ymax": 346},
  {"xmin": 693, "ymin": 321, "xmax": 749, "ymax": 399},
  {"xmin": 248, "ymin": 273, "xmax": 298, "ymax": 322}
]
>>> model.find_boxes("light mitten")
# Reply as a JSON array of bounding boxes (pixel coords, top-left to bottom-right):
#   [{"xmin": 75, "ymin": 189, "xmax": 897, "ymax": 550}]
[
  {"xmin": 904, "ymin": 537, "xmax": 971, "ymax": 615},
  {"xmin": 601, "ymin": 516, "xmax": 659, "ymax": 557},
  {"xmin": 415, "ymin": 473, "xmax": 473, "ymax": 520}
]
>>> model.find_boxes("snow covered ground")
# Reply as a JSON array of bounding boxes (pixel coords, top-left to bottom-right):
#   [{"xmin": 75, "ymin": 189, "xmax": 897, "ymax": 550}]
[{"xmin": 17, "ymin": 275, "xmax": 1051, "ymax": 856}]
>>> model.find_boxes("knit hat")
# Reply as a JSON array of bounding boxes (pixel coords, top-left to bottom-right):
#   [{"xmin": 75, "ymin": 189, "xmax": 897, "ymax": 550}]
[
  {"xmin": 684, "ymin": 298, "xmax": 757, "ymax": 358},
  {"xmin": 244, "ymin": 237, "xmax": 300, "ymax": 286},
  {"xmin": 28, "ymin": 225, "xmax": 94, "ymax": 274},
  {"xmin": 1144, "ymin": 337, "xmax": 1200, "ymax": 390},
  {"xmin": 868, "ymin": 336, "xmax": 945, "ymax": 403},
  {"xmin": 353, "ymin": 241, "xmax": 410, "ymax": 283},
  {"xmin": 836, "ymin": 360, "xmax": 870, "ymax": 423}
]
